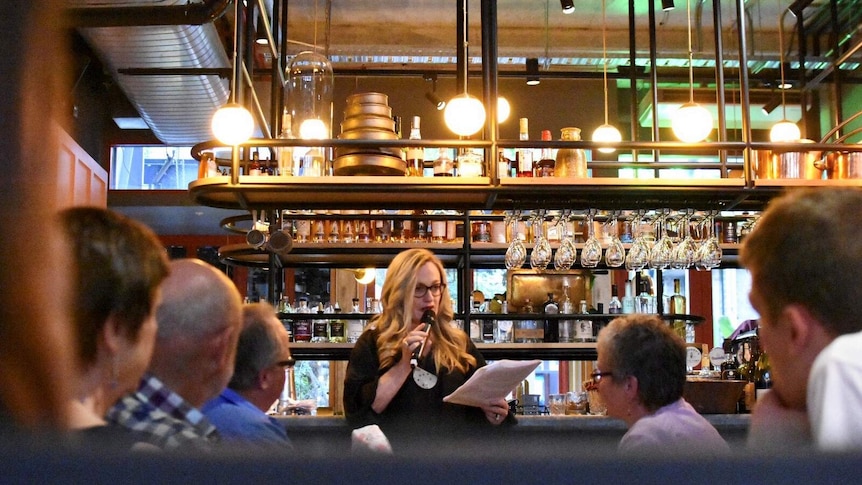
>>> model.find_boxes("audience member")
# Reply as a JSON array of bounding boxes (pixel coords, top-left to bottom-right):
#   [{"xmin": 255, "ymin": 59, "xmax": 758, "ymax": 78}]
[
  {"xmin": 589, "ymin": 314, "xmax": 728, "ymax": 455},
  {"xmin": 202, "ymin": 302, "xmax": 293, "ymax": 449},
  {"xmin": 60, "ymin": 207, "xmax": 169, "ymax": 446},
  {"xmin": 741, "ymin": 188, "xmax": 862, "ymax": 451},
  {"xmin": 107, "ymin": 259, "xmax": 242, "ymax": 451}
]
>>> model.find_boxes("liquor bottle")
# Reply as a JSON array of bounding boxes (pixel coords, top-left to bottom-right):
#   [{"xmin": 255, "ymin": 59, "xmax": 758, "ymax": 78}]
[
  {"xmin": 469, "ymin": 295, "xmax": 482, "ymax": 343},
  {"xmin": 328, "ymin": 302, "xmax": 346, "ymax": 343},
  {"xmin": 278, "ymin": 108, "xmax": 294, "ymax": 176},
  {"xmin": 669, "ymin": 278, "xmax": 688, "ymax": 341},
  {"xmin": 608, "ymin": 284, "xmax": 622, "ymax": 314},
  {"xmin": 496, "ymin": 300, "xmax": 513, "ymax": 343},
  {"xmin": 514, "ymin": 298, "xmax": 542, "ymax": 343},
  {"xmin": 558, "ymin": 285, "xmax": 575, "ymax": 343},
  {"xmin": 311, "ymin": 302, "xmax": 329, "ymax": 343},
  {"xmin": 754, "ymin": 348, "xmax": 772, "ymax": 401},
  {"xmin": 346, "ymin": 298, "xmax": 365, "ymax": 343},
  {"xmin": 293, "ymin": 297, "xmax": 312, "ymax": 342},
  {"xmin": 406, "ymin": 116, "xmax": 424, "ymax": 177},
  {"xmin": 621, "ymin": 280, "xmax": 635, "ymax": 314},
  {"xmin": 433, "ymin": 150, "xmax": 454, "ymax": 176},
  {"xmin": 481, "ymin": 299, "xmax": 495, "ymax": 343},
  {"xmin": 516, "ymin": 118, "xmax": 533, "ymax": 177},
  {"xmin": 574, "ymin": 300, "xmax": 593, "ymax": 342},
  {"xmin": 542, "ymin": 292, "xmax": 559, "ymax": 343},
  {"xmin": 327, "ymin": 217, "xmax": 340, "ymax": 243},
  {"xmin": 720, "ymin": 340, "xmax": 740, "ymax": 380},
  {"xmin": 636, "ymin": 277, "xmax": 654, "ymax": 314},
  {"xmin": 249, "ymin": 151, "xmax": 262, "ymax": 176},
  {"xmin": 535, "ymin": 129, "xmax": 555, "ymax": 177}
]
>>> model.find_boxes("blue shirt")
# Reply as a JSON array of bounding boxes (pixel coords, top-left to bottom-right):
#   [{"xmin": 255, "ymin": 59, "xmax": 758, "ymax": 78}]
[{"xmin": 202, "ymin": 388, "xmax": 291, "ymax": 449}]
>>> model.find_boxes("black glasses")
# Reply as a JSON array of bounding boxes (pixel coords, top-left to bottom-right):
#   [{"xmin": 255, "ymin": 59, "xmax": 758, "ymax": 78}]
[
  {"xmin": 414, "ymin": 283, "xmax": 446, "ymax": 298},
  {"xmin": 275, "ymin": 358, "xmax": 295, "ymax": 369},
  {"xmin": 590, "ymin": 370, "xmax": 615, "ymax": 383}
]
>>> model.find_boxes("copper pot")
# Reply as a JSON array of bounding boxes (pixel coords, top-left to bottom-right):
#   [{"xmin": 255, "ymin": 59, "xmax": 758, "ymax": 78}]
[
  {"xmin": 751, "ymin": 150, "xmax": 778, "ymax": 179},
  {"xmin": 819, "ymin": 152, "xmax": 862, "ymax": 179},
  {"xmin": 775, "ymin": 140, "xmax": 823, "ymax": 179}
]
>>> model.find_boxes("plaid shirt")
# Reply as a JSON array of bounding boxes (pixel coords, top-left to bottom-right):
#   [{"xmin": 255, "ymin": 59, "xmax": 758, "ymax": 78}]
[{"xmin": 106, "ymin": 373, "xmax": 219, "ymax": 451}]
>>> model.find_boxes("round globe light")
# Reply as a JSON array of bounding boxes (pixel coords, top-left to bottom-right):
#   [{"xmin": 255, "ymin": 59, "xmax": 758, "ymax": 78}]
[
  {"xmin": 211, "ymin": 103, "xmax": 254, "ymax": 146},
  {"xmin": 299, "ymin": 118, "xmax": 328, "ymax": 139},
  {"xmin": 769, "ymin": 119, "xmax": 801, "ymax": 142},
  {"xmin": 444, "ymin": 93, "xmax": 486, "ymax": 137},
  {"xmin": 671, "ymin": 102, "xmax": 713, "ymax": 143},
  {"xmin": 592, "ymin": 123, "xmax": 622, "ymax": 153},
  {"xmin": 497, "ymin": 97, "xmax": 511, "ymax": 123}
]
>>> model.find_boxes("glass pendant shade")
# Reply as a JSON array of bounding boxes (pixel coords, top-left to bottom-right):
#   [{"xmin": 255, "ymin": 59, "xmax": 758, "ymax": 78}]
[
  {"xmin": 769, "ymin": 119, "xmax": 801, "ymax": 142},
  {"xmin": 592, "ymin": 124, "xmax": 622, "ymax": 153},
  {"xmin": 497, "ymin": 97, "xmax": 511, "ymax": 123},
  {"xmin": 285, "ymin": 51, "xmax": 334, "ymax": 139},
  {"xmin": 672, "ymin": 102, "xmax": 713, "ymax": 143},
  {"xmin": 211, "ymin": 103, "xmax": 254, "ymax": 145},
  {"xmin": 444, "ymin": 93, "xmax": 486, "ymax": 136}
]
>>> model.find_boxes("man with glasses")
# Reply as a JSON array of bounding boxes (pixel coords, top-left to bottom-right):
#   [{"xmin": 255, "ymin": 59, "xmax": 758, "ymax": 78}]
[{"xmin": 203, "ymin": 302, "xmax": 293, "ymax": 449}]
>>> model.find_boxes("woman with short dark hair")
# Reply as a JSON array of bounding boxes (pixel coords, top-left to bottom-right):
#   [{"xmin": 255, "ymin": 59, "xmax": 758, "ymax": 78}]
[{"xmin": 590, "ymin": 314, "xmax": 728, "ymax": 454}]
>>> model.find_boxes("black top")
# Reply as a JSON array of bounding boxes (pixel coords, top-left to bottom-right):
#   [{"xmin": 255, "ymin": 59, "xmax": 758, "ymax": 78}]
[{"xmin": 343, "ymin": 327, "xmax": 513, "ymax": 450}]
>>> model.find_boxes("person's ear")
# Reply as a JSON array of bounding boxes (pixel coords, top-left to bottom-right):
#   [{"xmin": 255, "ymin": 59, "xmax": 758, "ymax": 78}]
[
  {"xmin": 623, "ymin": 375, "xmax": 639, "ymax": 401},
  {"xmin": 783, "ymin": 304, "xmax": 817, "ymax": 351},
  {"xmin": 101, "ymin": 314, "xmax": 124, "ymax": 355},
  {"xmin": 257, "ymin": 366, "xmax": 275, "ymax": 390}
]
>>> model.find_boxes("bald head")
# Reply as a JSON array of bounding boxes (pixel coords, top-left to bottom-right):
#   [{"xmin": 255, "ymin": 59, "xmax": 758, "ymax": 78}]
[
  {"xmin": 156, "ymin": 259, "xmax": 242, "ymax": 340},
  {"xmin": 148, "ymin": 259, "xmax": 243, "ymax": 407}
]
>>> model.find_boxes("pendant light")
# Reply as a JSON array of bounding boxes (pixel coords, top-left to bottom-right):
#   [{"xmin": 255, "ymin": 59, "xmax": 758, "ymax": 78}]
[
  {"xmin": 444, "ymin": 0, "xmax": 485, "ymax": 136},
  {"xmin": 211, "ymin": 0, "xmax": 253, "ymax": 146},
  {"xmin": 671, "ymin": 0, "xmax": 713, "ymax": 143},
  {"xmin": 591, "ymin": 0, "xmax": 622, "ymax": 153},
  {"xmin": 770, "ymin": 2, "xmax": 801, "ymax": 142}
]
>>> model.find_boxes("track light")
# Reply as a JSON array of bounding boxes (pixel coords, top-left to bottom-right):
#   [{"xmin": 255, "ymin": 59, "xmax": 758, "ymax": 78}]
[
  {"xmin": 526, "ymin": 58, "xmax": 540, "ymax": 86},
  {"xmin": 661, "ymin": 0, "xmax": 675, "ymax": 11},
  {"xmin": 425, "ymin": 91, "xmax": 446, "ymax": 110},
  {"xmin": 560, "ymin": 0, "xmax": 575, "ymax": 14},
  {"xmin": 761, "ymin": 95, "xmax": 781, "ymax": 116}
]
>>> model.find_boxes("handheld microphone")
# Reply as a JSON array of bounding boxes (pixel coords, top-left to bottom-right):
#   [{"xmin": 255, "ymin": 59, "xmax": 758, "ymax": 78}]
[{"xmin": 411, "ymin": 310, "xmax": 436, "ymax": 366}]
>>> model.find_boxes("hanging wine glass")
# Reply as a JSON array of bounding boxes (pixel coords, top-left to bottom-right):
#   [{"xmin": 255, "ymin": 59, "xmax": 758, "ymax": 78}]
[
  {"xmin": 648, "ymin": 210, "xmax": 674, "ymax": 269},
  {"xmin": 625, "ymin": 211, "xmax": 649, "ymax": 270},
  {"xmin": 580, "ymin": 210, "xmax": 602, "ymax": 268},
  {"xmin": 604, "ymin": 211, "xmax": 626, "ymax": 268},
  {"xmin": 695, "ymin": 212, "xmax": 722, "ymax": 270},
  {"xmin": 671, "ymin": 210, "xmax": 698, "ymax": 269},
  {"xmin": 530, "ymin": 213, "xmax": 552, "ymax": 270},
  {"xmin": 554, "ymin": 211, "xmax": 577, "ymax": 270},
  {"xmin": 504, "ymin": 212, "xmax": 527, "ymax": 270}
]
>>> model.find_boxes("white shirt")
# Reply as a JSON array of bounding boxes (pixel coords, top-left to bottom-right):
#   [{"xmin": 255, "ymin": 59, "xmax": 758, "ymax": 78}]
[{"xmin": 808, "ymin": 330, "xmax": 862, "ymax": 451}]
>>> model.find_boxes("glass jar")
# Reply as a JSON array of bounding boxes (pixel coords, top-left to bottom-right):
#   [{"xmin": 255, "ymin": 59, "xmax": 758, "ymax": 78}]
[{"xmin": 554, "ymin": 127, "xmax": 587, "ymax": 178}]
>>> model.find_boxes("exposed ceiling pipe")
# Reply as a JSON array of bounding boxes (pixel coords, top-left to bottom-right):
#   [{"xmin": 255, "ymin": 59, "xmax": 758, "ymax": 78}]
[{"xmin": 66, "ymin": 0, "xmax": 232, "ymax": 27}]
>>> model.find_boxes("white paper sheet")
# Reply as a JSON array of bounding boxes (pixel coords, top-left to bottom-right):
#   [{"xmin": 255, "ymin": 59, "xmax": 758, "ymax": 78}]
[{"xmin": 443, "ymin": 359, "xmax": 542, "ymax": 408}]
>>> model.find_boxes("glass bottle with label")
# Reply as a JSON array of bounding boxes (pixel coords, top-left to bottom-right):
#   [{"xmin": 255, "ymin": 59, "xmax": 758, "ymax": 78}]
[
  {"xmin": 300, "ymin": 146, "xmax": 324, "ymax": 177},
  {"xmin": 469, "ymin": 295, "xmax": 482, "ymax": 343},
  {"xmin": 536, "ymin": 129, "xmax": 555, "ymax": 177},
  {"xmin": 311, "ymin": 302, "xmax": 329, "ymax": 343},
  {"xmin": 346, "ymin": 298, "xmax": 365, "ymax": 343},
  {"xmin": 293, "ymin": 297, "xmax": 313, "ymax": 342},
  {"xmin": 433, "ymin": 150, "xmax": 454, "ymax": 176},
  {"xmin": 278, "ymin": 108, "xmax": 294, "ymax": 176},
  {"xmin": 669, "ymin": 278, "xmax": 688, "ymax": 341},
  {"xmin": 574, "ymin": 300, "xmax": 593, "ymax": 342},
  {"xmin": 514, "ymin": 298, "xmax": 542, "ymax": 343},
  {"xmin": 516, "ymin": 118, "xmax": 533, "ymax": 177},
  {"xmin": 608, "ymin": 284, "xmax": 622, "ymax": 314},
  {"xmin": 249, "ymin": 151, "xmax": 262, "ymax": 176},
  {"xmin": 558, "ymin": 285, "xmax": 575, "ymax": 343},
  {"xmin": 622, "ymin": 280, "xmax": 636, "ymax": 314},
  {"xmin": 496, "ymin": 300, "xmax": 513, "ymax": 343},
  {"xmin": 542, "ymin": 292, "xmax": 559, "ymax": 343},
  {"xmin": 406, "ymin": 116, "xmax": 424, "ymax": 177},
  {"xmin": 328, "ymin": 302, "xmax": 346, "ymax": 343}
]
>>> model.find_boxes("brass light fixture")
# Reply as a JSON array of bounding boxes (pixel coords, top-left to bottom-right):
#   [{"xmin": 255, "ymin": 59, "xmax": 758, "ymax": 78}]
[
  {"xmin": 670, "ymin": 0, "xmax": 713, "ymax": 143},
  {"xmin": 770, "ymin": 1, "xmax": 801, "ymax": 142},
  {"xmin": 444, "ymin": 0, "xmax": 485, "ymax": 136},
  {"xmin": 211, "ymin": 0, "xmax": 253, "ymax": 146},
  {"xmin": 591, "ymin": 0, "xmax": 622, "ymax": 153}
]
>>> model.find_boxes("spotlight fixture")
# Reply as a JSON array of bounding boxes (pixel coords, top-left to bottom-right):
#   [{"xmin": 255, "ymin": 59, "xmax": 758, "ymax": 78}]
[
  {"xmin": 661, "ymin": 0, "xmax": 675, "ymax": 11},
  {"xmin": 560, "ymin": 0, "xmax": 575, "ymax": 14},
  {"xmin": 425, "ymin": 91, "xmax": 446, "ymax": 110},
  {"xmin": 526, "ymin": 58, "xmax": 540, "ymax": 86},
  {"xmin": 255, "ymin": 18, "xmax": 269, "ymax": 45},
  {"xmin": 761, "ymin": 95, "xmax": 781, "ymax": 116}
]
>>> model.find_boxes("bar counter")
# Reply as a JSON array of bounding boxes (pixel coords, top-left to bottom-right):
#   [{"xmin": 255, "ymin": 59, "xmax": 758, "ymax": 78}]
[{"xmin": 275, "ymin": 413, "xmax": 750, "ymax": 454}]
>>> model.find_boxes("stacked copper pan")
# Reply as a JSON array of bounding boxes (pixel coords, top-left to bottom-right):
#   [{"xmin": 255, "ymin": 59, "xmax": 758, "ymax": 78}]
[{"xmin": 333, "ymin": 92, "xmax": 407, "ymax": 175}]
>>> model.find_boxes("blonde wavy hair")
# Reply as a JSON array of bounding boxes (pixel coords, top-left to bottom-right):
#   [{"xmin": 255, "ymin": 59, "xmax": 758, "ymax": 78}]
[{"xmin": 372, "ymin": 248, "xmax": 476, "ymax": 374}]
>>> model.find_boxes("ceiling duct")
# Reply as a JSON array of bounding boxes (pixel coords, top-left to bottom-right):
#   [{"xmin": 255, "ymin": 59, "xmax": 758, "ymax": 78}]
[{"xmin": 68, "ymin": 0, "xmax": 237, "ymax": 145}]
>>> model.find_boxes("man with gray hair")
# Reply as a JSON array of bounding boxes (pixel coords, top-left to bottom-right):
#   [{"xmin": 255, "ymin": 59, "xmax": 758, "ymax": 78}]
[
  {"xmin": 202, "ymin": 302, "xmax": 293, "ymax": 449},
  {"xmin": 107, "ymin": 258, "xmax": 243, "ymax": 451}
]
